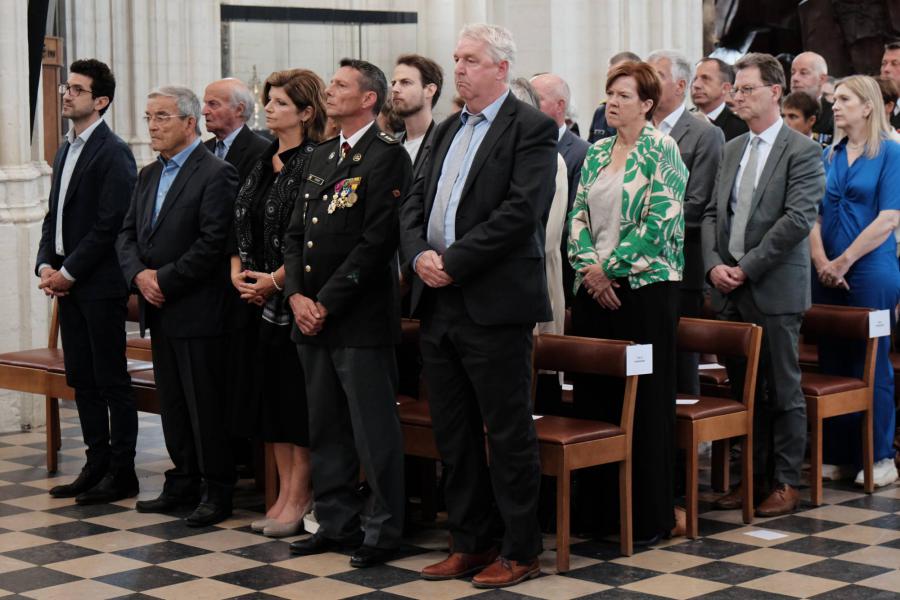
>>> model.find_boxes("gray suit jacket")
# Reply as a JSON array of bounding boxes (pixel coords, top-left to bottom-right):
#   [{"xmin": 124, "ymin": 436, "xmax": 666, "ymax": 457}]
[
  {"xmin": 701, "ymin": 123, "xmax": 825, "ymax": 315},
  {"xmin": 558, "ymin": 128, "xmax": 589, "ymax": 210},
  {"xmin": 668, "ymin": 109, "xmax": 724, "ymax": 290}
]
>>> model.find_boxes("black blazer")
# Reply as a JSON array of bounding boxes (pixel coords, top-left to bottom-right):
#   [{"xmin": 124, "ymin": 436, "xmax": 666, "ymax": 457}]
[
  {"xmin": 116, "ymin": 142, "xmax": 239, "ymax": 337},
  {"xmin": 401, "ymin": 93, "xmax": 558, "ymax": 326},
  {"xmin": 283, "ymin": 126, "xmax": 412, "ymax": 347},
  {"xmin": 397, "ymin": 120, "xmax": 438, "ymax": 181},
  {"xmin": 558, "ymin": 127, "xmax": 589, "ymax": 211},
  {"xmin": 35, "ymin": 120, "xmax": 136, "ymax": 300},
  {"xmin": 712, "ymin": 105, "xmax": 749, "ymax": 142},
  {"xmin": 204, "ymin": 124, "xmax": 269, "ymax": 185}
]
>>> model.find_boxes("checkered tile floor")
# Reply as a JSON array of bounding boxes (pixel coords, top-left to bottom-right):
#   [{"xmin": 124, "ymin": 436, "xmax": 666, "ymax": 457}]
[{"xmin": 0, "ymin": 404, "xmax": 897, "ymax": 599}]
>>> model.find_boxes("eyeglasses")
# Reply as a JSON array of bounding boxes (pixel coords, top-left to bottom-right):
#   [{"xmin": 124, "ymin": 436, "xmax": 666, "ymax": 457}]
[
  {"xmin": 729, "ymin": 84, "xmax": 773, "ymax": 97},
  {"xmin": 143, "ymin": 114, "xmax": 189, "ymax": 124},
  {"xmin": 58, "ymin": 83, "xmax": 94, "ymax": 97}
]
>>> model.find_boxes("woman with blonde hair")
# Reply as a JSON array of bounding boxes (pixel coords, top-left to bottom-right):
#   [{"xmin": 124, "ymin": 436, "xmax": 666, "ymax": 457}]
[{"xmin": 810, "ymin": 74, "xmax": 900, "ymax": 487}]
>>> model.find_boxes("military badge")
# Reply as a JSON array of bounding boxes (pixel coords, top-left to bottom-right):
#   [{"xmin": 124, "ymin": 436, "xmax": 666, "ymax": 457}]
[{"xmin": 328, "ymin": 177, "xmax": 362, "ymax": 214}]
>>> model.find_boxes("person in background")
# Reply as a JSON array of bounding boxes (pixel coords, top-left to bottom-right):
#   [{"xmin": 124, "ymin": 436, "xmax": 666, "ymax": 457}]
[
  {"xmin": 810, "ymin": 75, "xmax": 900, "ymax": 488},
  {"xmin": 691, "ymin": 57, "xmax": 748, "ymax": 141},
  {"xmin": 232, "ymin": 69, "xmax": 326, "ymax": 537},
  {"xmin": 782, "ymin": 91, "xmax": 820, "ymax": 139},
  {"xmin": 880, "ymin": 41, "xmax": 900, "ymax": 130},
  {"xmin": 876, "ymin": 77, "xmax": 900, "ymax": 131},
  {"xmin": 790, "ymin": 51, "xmax": 834, "ymax": 146},
  {"xmin": 588, "ymin": 51, "xmax": 641, "ymax": 142}
]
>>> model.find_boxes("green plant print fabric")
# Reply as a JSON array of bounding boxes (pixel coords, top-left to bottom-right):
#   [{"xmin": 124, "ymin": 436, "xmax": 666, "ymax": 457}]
[{"xmin": 567, "ymin": 124, "xmax": 688, "ymax": 292}]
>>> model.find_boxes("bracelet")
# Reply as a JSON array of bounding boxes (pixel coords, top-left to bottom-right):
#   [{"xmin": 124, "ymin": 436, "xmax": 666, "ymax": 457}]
[{"xmin": 270, "ymin": 272, "xmax": 282, "ymax": 292}]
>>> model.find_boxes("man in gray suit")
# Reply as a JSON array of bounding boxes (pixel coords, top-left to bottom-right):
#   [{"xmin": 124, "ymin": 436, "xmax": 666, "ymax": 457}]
[
  {"xmin": 702, "ymin": 53, "xmax": 825, "ymax": 517},
  {"xmin": 531, "ymin": 72, "xmax": 589, "ymax": 306},
  {"xmin": 648, "ymin": 50, "xmax": 725, "ymax": 396}
]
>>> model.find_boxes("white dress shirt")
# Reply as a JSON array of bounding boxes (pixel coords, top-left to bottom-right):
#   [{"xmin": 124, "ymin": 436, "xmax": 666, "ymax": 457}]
[
  {"xmin": 657, "ymin": 103, "xmax": 686, "ymax": 136},
  {"xmin": 339, "ymin": 120, "xmax": 375, "ymax": 158},
  {"xmin": 705, "ymin": 102, "xmax": 727, "ymax": 122},
  {"xmin": 730, "ymin": 117, "xmax": 783, "ymax": 211}
]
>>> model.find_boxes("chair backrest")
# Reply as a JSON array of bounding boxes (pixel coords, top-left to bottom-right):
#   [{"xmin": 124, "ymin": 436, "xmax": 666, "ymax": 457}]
[
  {"xmin": 127, "ymin": 294, "xmax": 141, "ymax": 323},
  {"xmin": 400, "ymin": 318, "xmax": 427, "ymax": 400},
  {"xmin": 677, "ymin": 317, "xmax": 763, "ymax": 412},
  {"xmin": 533, "ymin": 334, "xmax": 639, "ymax": 437},
  {"xmin": 47, "ymin": 298, "xmax": 60, "ymax": 349},
  {"xmin": 801, "ymin": 304, "xmax": 878, "ymax": 386}
]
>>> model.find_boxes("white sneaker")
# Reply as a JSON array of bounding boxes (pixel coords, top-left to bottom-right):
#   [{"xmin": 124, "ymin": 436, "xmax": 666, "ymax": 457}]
[
  {"xmin": 854, "ymin": 458, "xmax": 899, "ymax": 488},
  {"xmin": 822, "ymin": 464, "xmax": 855, "ymax": 481}
]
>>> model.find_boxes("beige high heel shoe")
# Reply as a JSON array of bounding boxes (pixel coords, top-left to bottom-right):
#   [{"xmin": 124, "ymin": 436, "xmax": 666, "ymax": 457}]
[{"xmin": 263, "ymin": 499, "xmax": 314, "ymax": 538}]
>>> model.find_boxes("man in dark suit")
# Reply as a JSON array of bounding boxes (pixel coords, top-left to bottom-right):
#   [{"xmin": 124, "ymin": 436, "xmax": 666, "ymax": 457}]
[
  {"xmin": 702, "ymin": 54, "xmax": 825, "ymax": 517},
  {"xmin": 36, "ymin": 59, "xmax": 138, "ymax": 505},
  {"xmin": 649, "ymin": 50, "xmax": 725, "ymax": 396},
  {"xmin": 692, "ymin": 57, "xmax": 748, "ymax": 142},
  {"xmin": 880, "ymin": 41, "xmax": 900, "ymax": 129},
  {"xmin": 116, "ymin": 86, "xmax": 239, "ymax": 527},
  {"xmin": 284, "ymin": 59, "xmax": 411, "ymax": 569},
  {"xmin": 401, "ymin": 24, "xmax": 557, "ymax": 589},
  {"xmin": 531, "ymin": 72, "xmax": 590, "ymax": 306},
  {"xmin": 391, "ymin": 54, "xmax": 442, "ymax": 178},
  {"xmin": 202, "ymin": 78, "xmax": 269, "ymax": 183},
  {"xmin": 790, "ymin": 52, "xmax": 834, "ymax": 146}
]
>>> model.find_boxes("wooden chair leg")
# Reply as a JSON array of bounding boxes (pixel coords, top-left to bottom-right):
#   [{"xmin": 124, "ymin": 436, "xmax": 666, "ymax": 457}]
[
  {"xmin": 264, "ymin": 443, "xmax": 278, "ymax": 510},
  {"xmin": 619, "ymin": 458, "xmax": 633, "ymax": 557},
  {"xmin": 686, "ymin": 430, "xmax": 699, "ymax": 539},
  {"xmin": 555, "ymin": 464, "xmax": 571, "ymax": 573},
  {"xmin": 862, "ymin": 406, "xmax": 874, "ymax": 494},
  {"xmin": 809, "ymin": 403, "xmax": 823, "ymax": 506},
  {"xmin": 45, "ymin": 395, "xmax": 59, "ymax": 473},
  {"xmin": 741, "ymin": 433, "xmax": 753, "ymax": 524},
  {"xmin": 711, "ymin": 439, "xmax": 730, "ymax": 492}
]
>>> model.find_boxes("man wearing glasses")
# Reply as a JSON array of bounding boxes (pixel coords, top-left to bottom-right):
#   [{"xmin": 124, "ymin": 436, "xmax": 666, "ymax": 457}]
[
  {"xmin": 116, "ymin": 86, "xmax": 239, "ymax": 526},
  {"xmin": 702, "ymin": 53, "xmax": 825, "ymax": 517},
  {"xmin": 36, "ymin": 59, "xmax": 138, "ymax": 505}
]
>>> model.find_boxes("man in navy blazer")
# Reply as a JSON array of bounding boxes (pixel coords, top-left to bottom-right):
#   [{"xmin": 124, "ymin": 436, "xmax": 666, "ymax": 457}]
[
  {"xmin": 401, "ymin": 24, "xmax": 557, "ymax": 589},
  {"xmin": 36, "ymin": 59, "xmax": 138, "ymax": 505},
  {"xmin": 117, "ymin": 86, "xmax": 239, "ymax": 527}
]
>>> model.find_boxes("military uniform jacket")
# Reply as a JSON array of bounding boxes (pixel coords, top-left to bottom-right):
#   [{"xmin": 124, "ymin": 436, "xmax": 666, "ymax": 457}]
[{"xmin": 283, "ymin": 125, "xmax": 412, "ymax": 347}]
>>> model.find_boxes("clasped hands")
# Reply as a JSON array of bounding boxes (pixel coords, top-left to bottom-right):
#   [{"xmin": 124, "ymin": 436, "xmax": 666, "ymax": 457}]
[
  {"xmin": 232, "ymin": 270, "xmax": 278, "ymax": 306},
  {"xmin": 38, "ymin": 268, "xmax": 74, "ymax": 297},
  {"xmin": 580, "ymin": 264, "xmax": 621, "ymax": 310},
  {"xmin": 815, "ymin": 255, "xmax": 851, "ymax": 290},
  {"xmin": 134, "ymin": 269, "xmax": 165, "ymax": 307},
  {"xmin": 709, "ymin": 264, "xmax": 747, "ymax": 294},
  {"xmin": 289, "ymin": 293, "xmax": 328, "ymax": 336},
  {"xmin": 415, "ymin": 250, "xmax": 454, "ymax": 288}
]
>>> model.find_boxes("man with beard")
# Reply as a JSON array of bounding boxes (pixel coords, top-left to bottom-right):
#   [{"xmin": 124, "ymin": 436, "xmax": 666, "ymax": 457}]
[{"xmin": 391, "ymin": 54, "xmax": 443, "ymax": 177}]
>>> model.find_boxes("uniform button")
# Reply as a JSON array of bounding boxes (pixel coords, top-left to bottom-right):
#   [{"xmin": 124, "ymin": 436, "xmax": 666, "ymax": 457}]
[
  {"xmin": 322, "ymin": 194, "xmax": 327, "ymax": 200},
  {"xmin": 304, "ymin": 193, "xmax": 309, "ymax": 199},
  {"xmin": 312, "ymin": 217, "xmax": 318, "ymax": 224},
  {"xmin": 307, "ymin": 241, "xmax": 314, "ymax": 248},
  {"xmin": 305, "ymin": 265, "xmax": 312, "ymax": 273}
]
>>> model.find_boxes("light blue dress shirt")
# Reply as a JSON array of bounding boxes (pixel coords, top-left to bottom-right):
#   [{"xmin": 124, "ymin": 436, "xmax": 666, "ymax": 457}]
[
  {"xmin": 215, "ymin": 124, "xmax": 243, "ymax": 158},
  {"xmin": 436, "ymin": 90, "xmax": 509, "ymax": 248},
  {"xmin": 153, "ymin": 137, "xmax": 201, "ymax": 225}
]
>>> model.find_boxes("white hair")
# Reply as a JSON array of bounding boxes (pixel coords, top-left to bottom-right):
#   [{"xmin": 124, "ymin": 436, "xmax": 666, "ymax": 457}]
[
  {"xmin": 647, "ymin": 49, "xmax": 694, "ymax": 88},
  {"xmin": 459, "ymin": 23, "xmax": 516, "ymax": 82},
  {"xmin": 148, "ymin": 85, "xmax": 201, "ymax": 134},
  {"xmin": 224, "ymin": 78, "xmax": 255, "ymax": 121}
]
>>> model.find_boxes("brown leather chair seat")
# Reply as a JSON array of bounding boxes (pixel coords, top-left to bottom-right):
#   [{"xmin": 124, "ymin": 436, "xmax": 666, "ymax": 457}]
[
  {"xmin": 676, "ymin": 394, "xmax": 746, "ymax": 421},
  {"xmin": 130, "ymin": 368, "xmax": 155, "ymax": 387},
  {"xmin": 534, "ymin": 415, "xmax": 622, "ymax": 445},
  {"xmin": 396, "ymin": 394, "xmax": 417, "ymax": 407},
  {"xmin": 699, "ymin": 367, "xmax": 729, "ymax": 386},
  {"xmin": 0, "ymin": 348, "xmax": 66, "ymax": 371},
  {"xmin": 126, "ymin": 337, "xmax": 152, "ymax": 351},
  {"xmin": 891, "ymin": 353, "xmax": 900, "ymax": 372},
  {"xmin": 398, "ymin": 400, "xmax": 432, "ymax": 427},
  {"xmin": 801, "ymin": 372, "xmax": 866, "ymax": 396},
  {"xmin": 799, "ymin": 343, "xmax": 818, "ymax": 365}
]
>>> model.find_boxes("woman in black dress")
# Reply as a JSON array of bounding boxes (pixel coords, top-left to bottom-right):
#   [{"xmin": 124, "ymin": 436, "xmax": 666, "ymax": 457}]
[{"xmin": 230, "ymin": 69, "xmax": 326, "ymax": 537}]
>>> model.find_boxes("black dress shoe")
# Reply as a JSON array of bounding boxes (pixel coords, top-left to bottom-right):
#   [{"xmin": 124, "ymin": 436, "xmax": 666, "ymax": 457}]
[
  {"xmin": 49, "ymin": 465, "xmax": 106, "ymax": 498},
  {"xmin": 75, "ymin": 472, "xmax": 139, "ymax": 505},
  {"xmin": 185, "ymin": 502, "xmax": 232, "ymax": 527},
  {"xmin": 136, "ymin": 493, "xmax": 197, "ymax": 514},
  {"xmin": 350, "ymin": 544, "xmax": 396, "ymax": 568},
  {"xmin": 290, "ymin": 531, "xmax": 364, "ymax": 556}
]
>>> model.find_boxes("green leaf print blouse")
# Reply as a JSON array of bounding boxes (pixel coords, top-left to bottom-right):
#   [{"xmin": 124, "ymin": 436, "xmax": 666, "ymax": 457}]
[{"xmin": 567, "ymin": 125, "xmax": 688, "ymax": 292}]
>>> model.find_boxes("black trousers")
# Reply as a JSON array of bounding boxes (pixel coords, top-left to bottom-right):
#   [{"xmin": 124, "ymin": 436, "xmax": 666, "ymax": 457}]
[
  {"xmin": 676, "ymin": 287, "xmax": 704, "ymax": 395},
  {"xmin": 419, "ymin": 287, "xmax": 542, "ymax": 561},
  {"xmin": 299, "ymin": 343, "xmax": 405, "ymax": 549},
  {"xmin": 149, "ymin": 322, "xmax": 235, "ymax": 502},
  {"xmin": 58, "ymin": 294, "xmax": 136, "ymax": 473},
  {"xmin": 571, "ymin": 281, "xmax": 678, "ymax": 541}
]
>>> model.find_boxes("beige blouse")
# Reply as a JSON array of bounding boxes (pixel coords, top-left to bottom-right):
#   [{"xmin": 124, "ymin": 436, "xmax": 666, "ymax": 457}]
[{"xmin": 587, "ymin": 166, "xmax": 624, "ymax": 265}]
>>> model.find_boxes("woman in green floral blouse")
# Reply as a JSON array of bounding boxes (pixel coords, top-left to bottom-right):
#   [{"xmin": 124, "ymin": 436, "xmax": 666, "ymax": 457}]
[{"xmin": 567, "ymin": 60, "xmax": 688, "ymax": 545}]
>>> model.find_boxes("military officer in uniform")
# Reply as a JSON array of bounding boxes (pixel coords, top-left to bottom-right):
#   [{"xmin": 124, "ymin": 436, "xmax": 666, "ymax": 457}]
[{"xmin": 283, "ymin": 58, "xmax": 412, "ymax": 569}]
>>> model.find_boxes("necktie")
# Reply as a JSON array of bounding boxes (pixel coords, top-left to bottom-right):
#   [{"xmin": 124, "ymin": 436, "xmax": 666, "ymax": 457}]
[
  {"xmin": 427, "ymin": 113, "xmax": 485, "ymax": 253},
  {"xmin": 728, "ymin": 137, "xmax": 761, "ymax": 261},
  {"xmin": 340, "ymin": 141, "xmax": 351, "ymax": 161},
  {"xmin": 215, "ymin": 140, "xmax": 226, "ymax": 159}
]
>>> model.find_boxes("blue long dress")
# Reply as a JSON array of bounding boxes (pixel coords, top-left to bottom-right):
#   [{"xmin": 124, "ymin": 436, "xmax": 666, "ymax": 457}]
[{"xmin": 812, "ymin": 137, "xmax": 900, "ymax": 466}]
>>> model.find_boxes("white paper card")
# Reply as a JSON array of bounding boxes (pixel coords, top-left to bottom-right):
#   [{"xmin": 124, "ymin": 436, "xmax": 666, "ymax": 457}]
[
  {"xmin": 744, "ymin": 529, "xmax": 788, "ymax": 541},
  {"xmin": 677, "ymin": 398, "xmax": 699, "ymax": 405},
  {"xmin": 869, "ymin": 309, "xmax": 890, "ymax": 338},
  {"xmin": 698, "ymin": 363, "xmax": 725, "ymax": 370},
  {"xmin": 532, "ymin": 415, "xmax": 543, "ymax": 420},
  {"xmin": 626, "ymin": 344, "xmax": 653, "ymax": 376}
]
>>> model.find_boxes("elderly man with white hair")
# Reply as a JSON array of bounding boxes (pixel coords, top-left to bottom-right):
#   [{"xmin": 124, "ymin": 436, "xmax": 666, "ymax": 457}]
[
  {"xmin": 790, "ymin": 51, "xmax": 833, "ymax": 145},
  {"xmin": 202, "ymin": 78, "xmax": 269, "ymax": 184}
]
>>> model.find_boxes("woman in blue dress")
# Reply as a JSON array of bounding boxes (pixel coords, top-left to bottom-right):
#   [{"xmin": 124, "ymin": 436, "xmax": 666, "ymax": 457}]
[{"xmin": 810, "ymin": 75, "xmax": 900, "ymax": 488}]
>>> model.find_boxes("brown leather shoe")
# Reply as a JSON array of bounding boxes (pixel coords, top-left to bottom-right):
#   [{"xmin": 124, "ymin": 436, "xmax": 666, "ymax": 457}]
[
  {"xmin": 712, "ymin": 485, "xmax": 743, "ymax": 510},
  {"xmin": 472, "ymin": 557, "xmax": 540, "ymax": 589},
  {"xmin": 421, "ymin": 548, "xmax": 499, "ymax": 581},
  {"xmin": 671, "ymin": 506, "xmax": 686, "ymax": 538},
  {"xmin": 755, "ymin": 482, "xmax": 799, "ymax": 517}
]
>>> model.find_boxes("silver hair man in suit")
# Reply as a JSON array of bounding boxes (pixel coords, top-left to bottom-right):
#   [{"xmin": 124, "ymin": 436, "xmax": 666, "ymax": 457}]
[
  {"xmin": 648, "ymin": 50, "xmax": 725, "ymax": 397},
  {"xmin": 701, "ymin": 53, "xmax": 825, "ymax": 518}
]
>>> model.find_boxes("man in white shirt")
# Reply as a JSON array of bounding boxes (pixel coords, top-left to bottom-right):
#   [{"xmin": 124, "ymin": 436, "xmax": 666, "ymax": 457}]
[{"xmin": 391, "ymin": 54, "xmax": 443, "ymax": 174}]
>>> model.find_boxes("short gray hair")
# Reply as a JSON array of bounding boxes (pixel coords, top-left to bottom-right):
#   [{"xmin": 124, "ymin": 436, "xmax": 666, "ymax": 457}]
[
  {"xmin": 148, "ymin": 85, "xmax": 201, "ymax": 134},
  {"xmin": 647, "ymin": 49, "xmax": 694, "ymax": 88},
  {"xmin": 530, "ymin": 73, "xmax": 571, "ymax": 108},
  {"xmin": 509, "ymin": 77, "xmax": 540, "ymax": 109},
  {"xmin": 225, "ymin": 78, "xmax": 255, "ymax": 121},
  {"xmin": 459, "ymin": 23, "xmax": 516, "ymax": 82}
]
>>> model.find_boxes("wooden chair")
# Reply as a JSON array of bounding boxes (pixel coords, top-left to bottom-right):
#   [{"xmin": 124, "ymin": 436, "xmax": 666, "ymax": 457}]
[
  {"xmin": 532, "ymin": 334, "xmax": 638, "ymax": 572},
  {"xmin": 675, "ymin": 318, "xmax": 762, "ymax": 539},
  {"xmin": 801, "ymin": 304, "xmax": 879, "ymax": 505}
]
